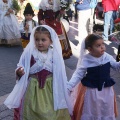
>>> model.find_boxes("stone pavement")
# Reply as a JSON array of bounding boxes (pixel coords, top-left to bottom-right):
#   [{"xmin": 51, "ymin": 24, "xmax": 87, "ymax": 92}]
[{"xmin": 0, "ymin": 20, "xmax": 120, "ymax": 119}]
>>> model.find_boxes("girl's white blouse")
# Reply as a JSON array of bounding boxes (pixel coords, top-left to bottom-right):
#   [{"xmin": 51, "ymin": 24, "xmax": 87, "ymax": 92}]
[
  {"xmin": 29, "ymin": 48, "xmax": 53, "ymax": 74},
  {"xmin": 67, "ymin": 52, "xmax": 120, "ymax": 91}
]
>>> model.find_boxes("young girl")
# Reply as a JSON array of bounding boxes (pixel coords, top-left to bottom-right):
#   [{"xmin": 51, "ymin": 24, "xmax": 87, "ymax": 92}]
[
  {"xmin": 4, "ymin": 25, "xmax": 72, "ymax": 119},
  {"xmin": 67, "ymin": 34, "xmax": 119, "ymax": 120},
  {"xmin": 19, "ymin": 3, "xmax": 38, "ymax": 49},
  {"xmin": 0, "ymin": 0, "xmax": 21, "ymax": 45}
]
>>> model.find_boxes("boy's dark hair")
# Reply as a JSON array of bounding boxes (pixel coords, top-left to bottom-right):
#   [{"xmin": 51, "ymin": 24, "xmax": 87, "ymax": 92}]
[
  {"xmin": 85, "ymin": 34, "xmax": 102, "ymax": 49},
  {"xmin": 23, "ymin": 3, "xmax": 34, "ymax": 16}
]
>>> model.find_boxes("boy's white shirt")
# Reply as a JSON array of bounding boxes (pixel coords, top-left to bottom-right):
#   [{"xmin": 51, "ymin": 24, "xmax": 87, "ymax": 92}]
[
  {"xmin": 67, "ymin": 52, "xmax": 120, "ymax": 91},
  {"xmin": 19, "ymin": 20, "xmax": 38, "ymax": 33},
  {"xmin": 4, "ymin": 25, "xmax": 73, "ymax": 115}
]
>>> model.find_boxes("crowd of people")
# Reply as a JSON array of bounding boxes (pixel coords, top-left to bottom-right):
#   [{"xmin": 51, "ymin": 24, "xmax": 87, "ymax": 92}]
[{"xmin": 0, "ymin": 0, "xmax": 120, "ymax": 120}]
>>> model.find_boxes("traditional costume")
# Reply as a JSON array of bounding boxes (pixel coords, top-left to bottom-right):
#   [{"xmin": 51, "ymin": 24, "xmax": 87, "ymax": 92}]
[
  {"xmin": 38, "ymin": 0, "xmax": 72, "ymax": 59},
  {"xmin": 67, "ymin": 40, "xmax": 119, "ymax": 119},
  {"xmin": 19, "ymin": 3, "xmax": 38, "ymax": 48},
  {"xmin": 0, "ymin": 0, "xmax": 21, "ymax": 45},
  {"xmin": 4, "ymin": 25, "xmax": 73, "ymax": 119}
]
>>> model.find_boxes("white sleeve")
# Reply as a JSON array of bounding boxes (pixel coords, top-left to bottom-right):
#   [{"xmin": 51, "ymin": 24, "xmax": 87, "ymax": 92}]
[
  {"xmin": 19, "ymin": 21, "xmax": 24, "ymax": 33},
  {"xmin": 15, "ymin": 51, "xmax": 27, "ymax": 80},
  {"xmin": 67, "ymin": 63, "xmax": 87, "ymax": 91},
  {"xmin": 35, "ymin": 21, "xmax": 38, "ymax": 26},
  {"xmin": 110, "ymin": 55, "xmax": 120, "ymax": 71},
  {"xmin": 16, "ymin": 50, "xmax": 28, "ymax": 70}
]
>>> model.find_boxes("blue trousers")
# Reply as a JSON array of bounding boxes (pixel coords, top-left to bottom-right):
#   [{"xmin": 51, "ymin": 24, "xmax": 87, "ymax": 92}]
[{"xmin": 102, "ymin": 11, "xmax": 117, "ymax": 40}]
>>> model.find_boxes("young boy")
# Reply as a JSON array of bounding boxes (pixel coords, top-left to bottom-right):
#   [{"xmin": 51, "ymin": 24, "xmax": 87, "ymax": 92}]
[{"xmin": 19, "ymin": 3, "xmax": 38, "ymax": 48}]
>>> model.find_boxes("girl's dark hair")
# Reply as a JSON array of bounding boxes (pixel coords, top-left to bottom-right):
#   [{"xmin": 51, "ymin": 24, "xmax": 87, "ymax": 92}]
[
  {"xmin": 34, "ymin": 27, "xmax": 51, "ymax": 40},
  {"xmin": 85, "ymin": 34, "xmax": 103, "ymax": 49}
]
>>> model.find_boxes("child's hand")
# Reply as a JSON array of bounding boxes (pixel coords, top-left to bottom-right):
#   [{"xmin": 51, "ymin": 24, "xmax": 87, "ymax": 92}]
[
  {"xmin": 24, "ymin": 24, "xmax": 29, "ymax": 31},
  {"xmin": 5, "ymin": 12, "xmax": 10, "ymax": 16},
  {"xmin": 16, "ymin": 67, "xmax": 25, "ymax": 78},
  {"xmin": 8, "ymin": 8, "xmax": 13, "ymax": 13}
]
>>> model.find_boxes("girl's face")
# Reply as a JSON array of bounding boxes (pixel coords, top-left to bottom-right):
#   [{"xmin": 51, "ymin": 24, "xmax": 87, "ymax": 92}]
[
  {"xmin": 3, "ymin": 0, "xmax": 7, "ymax": 3},
  {"xmin": 25, "ymin": 14, "xmax": 33, "ymax": 21},
  {"xmin": 34, "ymin": 32, "xmax": 52, "ymax": 52},
  {"xmin": 88, "ymin": 39, "xmax": 106, "ymax": 57}
]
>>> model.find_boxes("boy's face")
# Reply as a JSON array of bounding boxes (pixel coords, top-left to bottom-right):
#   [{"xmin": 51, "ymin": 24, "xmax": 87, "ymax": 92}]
[
  {"xmin": 34, "ymin": 33, "xmax": 52, "ymax": 52},
  {"xmin": 3, "ymin": 0, "xmax": 7, "ymax": 3},
  {"xmin": 25, "ymin": 14, "xmax": 33, "ymax": 21}
]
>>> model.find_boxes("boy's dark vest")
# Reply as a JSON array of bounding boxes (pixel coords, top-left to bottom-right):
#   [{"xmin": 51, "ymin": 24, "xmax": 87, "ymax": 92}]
[{"xmin": 81, "ymin": 62, "xmax": 115, "ymax": 91}]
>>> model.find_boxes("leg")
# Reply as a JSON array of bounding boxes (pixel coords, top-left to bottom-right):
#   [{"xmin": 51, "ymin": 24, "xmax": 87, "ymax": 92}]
[
  {"xmin": 110, "ymin": 11, "xmax": 117, "ymax": 34},
  {"xmin": 102, "ymin": 11, "xmax": 113, "ymax": 40},
  {"xmin": 78, "ymin": 9, "xmax": 91, "ymax": 45},
  {"xmin": 89, "ymin": 8, "xmax": 95, "ymax": 34}
]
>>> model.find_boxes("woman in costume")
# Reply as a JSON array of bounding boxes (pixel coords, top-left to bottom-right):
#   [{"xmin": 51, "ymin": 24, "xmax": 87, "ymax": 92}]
[
  {"xmin": 38, "ymin": 0, "xmax": 72, "ymax": 59},
  {"xmin": 0, "ymin": 0, "xmax": 21, "ymax": 45}
]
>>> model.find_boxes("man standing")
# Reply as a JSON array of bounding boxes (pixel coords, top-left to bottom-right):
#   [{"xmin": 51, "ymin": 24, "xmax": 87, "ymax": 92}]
[
  {"xmin": 75, "ymin": 0, "xmax": 95, "ymax": 49},
  {"xmin": 102, "ymin": 0, "xmax": 119, "ymax": 41}
]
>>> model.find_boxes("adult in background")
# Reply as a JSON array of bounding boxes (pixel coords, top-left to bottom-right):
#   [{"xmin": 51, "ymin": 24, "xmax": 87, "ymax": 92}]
[
  {"xmin": 0, "ymin": 0, "xmax": 21, "ymax": 45},
  {"xmin": 75, "ymin": 0, "xmax": 95, "ymax": 50},
  {"xmin": 102, "ymin": 0, "xmax": 120, "ymax": 41},
  {"xmin": 38, "ymin": 0, "xmax": 72, "ymax": 60}
]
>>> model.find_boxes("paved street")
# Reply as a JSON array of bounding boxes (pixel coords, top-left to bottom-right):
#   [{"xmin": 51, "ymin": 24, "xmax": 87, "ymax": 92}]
[{"xmin": 0, "ymin": 20, "xmax": 120, "ymax": 120}]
